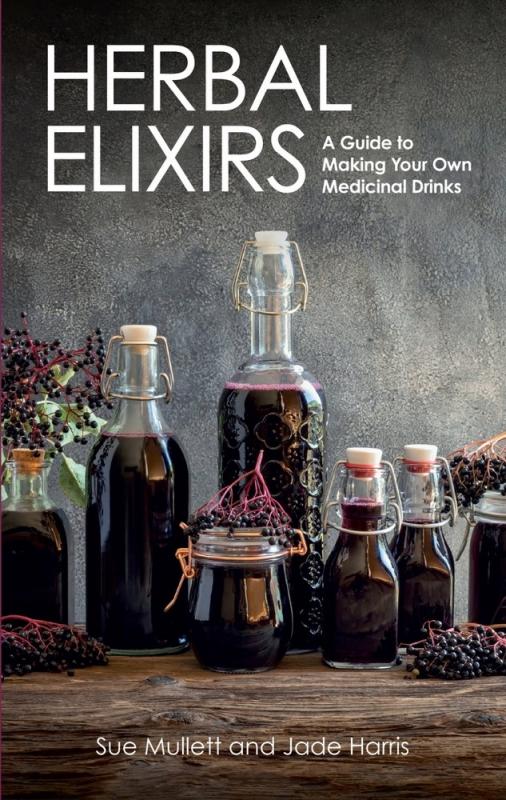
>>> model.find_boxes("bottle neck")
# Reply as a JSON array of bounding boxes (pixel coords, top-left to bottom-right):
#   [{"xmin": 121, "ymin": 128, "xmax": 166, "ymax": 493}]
[
  {"xmin": 105, "ymin": 343, "xmax": 171, "ymax": 435},
  {"xmin": 4, "ymin": 462, "xmax": 53, "ymax": 511},
  {"xmin": 250, "ymin": 311, "xmax": 293, "ymax": 362},
  {"xmin": 398, "ymin": 463, "xmax": 444, "ymax": 522},
  {"xmin": 106, "ymin": 398, "xmax": 170, "ymax": 436},
  {"xmin": 116, "ymin": 343, "xmax": 160, "ymax": 397}
]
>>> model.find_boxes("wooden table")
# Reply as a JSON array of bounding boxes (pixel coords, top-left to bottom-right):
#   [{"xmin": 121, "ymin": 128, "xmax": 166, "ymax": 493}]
[{"xmin": 3, "ymin": 652, "xmax": 506, "ymax": 799}]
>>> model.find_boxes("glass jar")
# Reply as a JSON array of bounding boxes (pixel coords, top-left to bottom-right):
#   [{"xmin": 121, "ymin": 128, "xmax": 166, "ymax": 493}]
[
  {"xmin": 468, "ymin": 492, "xmax": 506, "ymax": 625},
  {"xmin": 2, "ymin": 449, "xmax": 69, "ymax": 623},
  {"xmin": 391, "ymin": 445, "xmax": 457, "ymax": 643},
  {"xmin": 167, "ymin": 528, "xmax": 307, "ymax": 672},
  {"xmin": 322, "ymin": 448, "xmax": 402, "ymax": 669}
]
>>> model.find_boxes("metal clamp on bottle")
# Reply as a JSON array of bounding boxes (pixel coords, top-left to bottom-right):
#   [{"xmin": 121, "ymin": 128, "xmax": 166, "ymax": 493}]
[
  {"xmin": 101, "ymin": 325, "xmax": 174, "ymax": 403},
  {"xmin": 393, "ymin": 452, "xmax": 459, "ymax": 530},
  {"xmin": 323, "ymin": 450, "xmax": 403, "ymax": 537},
  {"xmin": 232, "ymin": 231, "xmax": 309, "ymax": 315}
]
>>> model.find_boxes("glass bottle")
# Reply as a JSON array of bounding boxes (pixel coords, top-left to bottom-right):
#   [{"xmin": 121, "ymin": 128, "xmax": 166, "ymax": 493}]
[
  {"xmin": 468, "ymin": 491, "xmax": 506, "ymax": 625},
  {"xmin": 322, "ymin": 448, "xmax": 401, "ymax": 669},
  {"xmin": 86, "ymin": 325, "xmax": 190, "ymax": 654},
  {"xmin": 218, "ymin": 231, "xmax": 327, "ymax": 650},
  {"xmin": 391, "ymin": 445, "xmax": 457, "ymax": 644},
  {"xmin": 2, "ymin": 448, "xmax": 69, "ymax": 623}
]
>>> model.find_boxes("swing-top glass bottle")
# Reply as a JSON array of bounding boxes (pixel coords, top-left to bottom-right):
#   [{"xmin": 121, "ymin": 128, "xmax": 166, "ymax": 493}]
[
  {"xmin": 218, "ymin": 231, "xmax": 327, "ymax": 650},
  {"xmin": 86, "ymin": 325, "xmax": 190, "ymax": 654},
  {"xmin": 322, "ymin": 447, "xmax": 401, "ymax": 669},
  {"xmin": 391, "ymin": 445, "xmax": 457, "ymax": 644}
]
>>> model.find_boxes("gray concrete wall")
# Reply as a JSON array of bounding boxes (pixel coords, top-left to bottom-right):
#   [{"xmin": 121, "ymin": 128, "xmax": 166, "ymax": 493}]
[{"xmin": 4, "ymin": 0, "xmax": 505, "ymax": 623}]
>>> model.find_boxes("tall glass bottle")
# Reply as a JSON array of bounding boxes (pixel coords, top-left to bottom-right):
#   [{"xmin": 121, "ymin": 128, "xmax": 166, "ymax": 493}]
[
  {"xmin": 2, "ymin": 449, "xmax": 69, "ymax": 622},
  {"xmin": 86, "ymin": 325, "xmax": 190, "ymax": 654},
  {"xmin": 218, "ymin": 231, "xmax": 327, "ymax": 651},
  {"xmin": 322, "ymin": 448, "xmax": 401, "ymax": 669},
  {"xmin": 391, "ymin": 445, "xmax": 456, "ymax": 643}
]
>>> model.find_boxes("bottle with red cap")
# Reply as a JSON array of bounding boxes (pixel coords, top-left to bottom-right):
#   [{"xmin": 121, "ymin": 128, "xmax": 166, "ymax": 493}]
[
  {"xmin": 322, "ymin": 447, "xmax": 402, "ymax": 669},
  {"xmin": 391, "ymin": 444, "xmax": 458, "ymax": 644}
]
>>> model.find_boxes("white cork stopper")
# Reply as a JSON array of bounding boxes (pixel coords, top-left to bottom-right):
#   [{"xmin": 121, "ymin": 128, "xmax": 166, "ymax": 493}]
[
  {"xmin": 120, "ymin": 325, "xmax": 157, "ymax": 344},
  {"xmin": 404, "ymin": 444, "xmax": 438, "ymax": 463},
  {"xmin": 346, "ymin": 447, "xmax": 382, "ymax": 467},
  {"xmin": 254, "ymin": 230, "xmax": 288, "ymax": 255}
]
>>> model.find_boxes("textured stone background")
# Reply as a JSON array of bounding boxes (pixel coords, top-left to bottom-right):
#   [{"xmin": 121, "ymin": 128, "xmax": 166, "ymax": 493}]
[{"xmin": 4, "ymin": 0, "xmax": 505, "ymax": 623}]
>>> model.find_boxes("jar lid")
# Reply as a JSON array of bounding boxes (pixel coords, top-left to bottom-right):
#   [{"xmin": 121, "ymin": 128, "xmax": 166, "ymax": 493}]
[
  {"xmin": 475, "ymin": 491, "xmax": 506, "ymax": 520},
  {"xmin": 191, "ymin": 527, "xmax": 297, "ymax": 564}
]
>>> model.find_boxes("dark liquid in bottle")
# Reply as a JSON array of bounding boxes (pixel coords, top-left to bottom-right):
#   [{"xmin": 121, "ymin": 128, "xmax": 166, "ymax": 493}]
[
  {"xmin": 86, "ymin": 433, "xmax": 189, "ymax": 652},
  {"xmin": 392, "ymin": 523, "xmax": 454, "ymax": 643},
  {"xmin": 469, "ymin": 521, "xmax": 506, "ymax": 625},
  {"xmin": 218, "ymin": 384, "xmax": 325, "ymax": 649},
  {"xmin": 2, "ymin": 509, "xmax": 68, "ymax": 623},
  {"xmin": 189, "ymin": 561, "xmax": 293, "ymax": 672},
  {"xmin": 323, "ymin": 499, "xmax": 398, "ymax": 667}
]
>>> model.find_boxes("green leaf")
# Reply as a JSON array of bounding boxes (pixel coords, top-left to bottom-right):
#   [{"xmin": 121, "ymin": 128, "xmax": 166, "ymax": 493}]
[
  {"xmin": 35, "ymin": 400, "xmax": 61, "ymax": 418},
  {"xmin": 59, "ymin": 454, "xmax": 86, "ymax": 508},
  {"xmin": 1, "ymin": 484, "xmax": 8, "ymax": 501},
  {"xmin": 52, "ymin": 364, "xmax": 76, "ymax": 386}
]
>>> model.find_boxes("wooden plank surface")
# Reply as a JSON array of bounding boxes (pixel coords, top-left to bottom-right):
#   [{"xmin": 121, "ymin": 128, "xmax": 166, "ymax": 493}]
[{"xmin": 3, "ymin": 652, "xmax": 506, "ymax": 800}]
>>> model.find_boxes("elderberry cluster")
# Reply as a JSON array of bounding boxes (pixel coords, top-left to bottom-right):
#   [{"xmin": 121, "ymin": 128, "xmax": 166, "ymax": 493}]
[
  {"xmin": 449, "ymin": 454, "xmax": 506, "ymax": 507},
  {"xmin": 187, "ymin": 500, "xmax": 294, "ymax": 546},
  {"xmin": 406, "ymin": 621, "xmax": 506, "ymax": 680},
  {"xmin": 1, "ymin": 620, "xmax": 109, "ymax": 679},
  {"xmin": 1, "ymin": 314, "xmax": 111, "ymax": 456}
]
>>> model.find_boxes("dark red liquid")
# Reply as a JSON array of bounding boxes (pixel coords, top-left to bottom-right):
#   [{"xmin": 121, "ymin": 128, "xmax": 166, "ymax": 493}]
[
  {"xmin": 469, "ymin": 521, "xmax": 506, "ymax": 625},
  {"xmin": 2, "ymin": 509, "xmax": 68, "ymax": 623},
  {"xmin": 218, "ymin": 384, "xmax": 325, "ymax": 649},
  {"xmin": 189, "ymin": 561, "xmax": 292, "ymax": 672},
  {"xmin": 392, "ymin": 523, "xmax": 454, "ymax": 643},
  {"xmin": 341, "ymin": 498, "xmax": 384, "ymax": 531},
  {"xmin": 86, "ymin": 433, "xmax": 189, "ymax": 652},
  {"xmin": 322, "ymin": 500, "xmax": 398, "ymax": 666}
]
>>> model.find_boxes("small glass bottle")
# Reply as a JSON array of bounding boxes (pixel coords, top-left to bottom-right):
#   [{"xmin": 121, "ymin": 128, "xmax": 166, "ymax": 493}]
[
  {"xmin": 218, "ymin": 231, "xmax": 327, "ymax": 650},
  {"xmin": 322, "ymin": 447, "xmax": 401, "ymax": 669},
  {"xmin": 391, "ymin": 445, "xmax": 457, "ymax": 644},
  {"xmin": 86, "ymin": 325, "xmax": 190, "ymax": 654},
  {"xmin": 2, "ymin": 449, "xmax": 69, "ymax": 622},
  {"xmin": 468, "ymin": 491, "xmax": 506, "ymax": 625}
]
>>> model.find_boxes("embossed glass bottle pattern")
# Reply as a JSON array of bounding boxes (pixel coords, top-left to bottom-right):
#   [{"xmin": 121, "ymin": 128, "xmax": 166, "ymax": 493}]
[{"xmin": 218, "ymin": 232, "xmax": 326, "ymax": 650}]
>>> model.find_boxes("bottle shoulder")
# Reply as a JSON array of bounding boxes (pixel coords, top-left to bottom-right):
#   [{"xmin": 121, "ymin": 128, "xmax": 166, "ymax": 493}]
[
  {"xmin": 87, "ymin": 431, "xmax": 189, "ymax": 473},
  {"xmin": 2, "ymin": 507, "xmax": 69, "ymax": 540},
  {"xmin": 222, "ymin": 363, "xmax": 325, "ymax": 406}
]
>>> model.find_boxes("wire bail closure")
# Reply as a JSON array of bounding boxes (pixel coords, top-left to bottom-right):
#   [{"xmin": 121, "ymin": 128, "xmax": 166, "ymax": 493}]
[
  {"xmin": 322, "ymin": 459, "xmax": 403, "ymax": 537},
  {"xmin": 232, "ymin": 240, "xmax": 309, "ymax": 315},
  {"xmin": 101, "ymin": 334, "xmax": 174, "ymax": 402},
  {"xmin": 164, "ymin": 527, "xmax": 307, "ymax": 613},
  {"xmin": 392, "ymin": 455, "xmax": 459, "ymax": 530}
]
